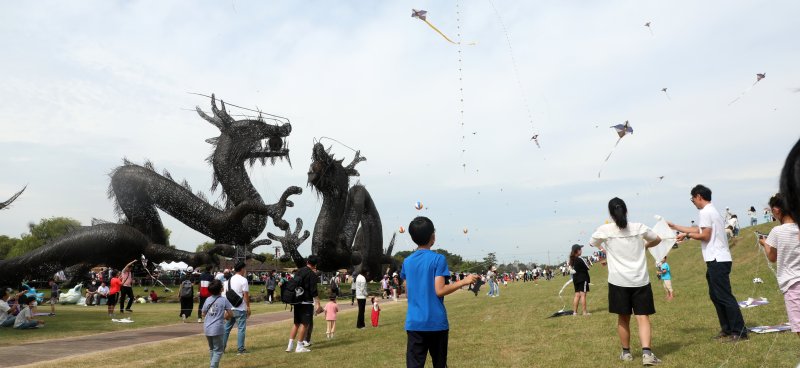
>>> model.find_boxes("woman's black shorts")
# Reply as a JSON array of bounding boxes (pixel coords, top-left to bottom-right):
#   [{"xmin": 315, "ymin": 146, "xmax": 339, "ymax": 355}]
[
  {"xmin": 608, "ymin": 283, "xmax": 655, "ymax": 315},
  {"xmin": 573, "ymin": 279, "xmax": 590, "ymax": 293}
]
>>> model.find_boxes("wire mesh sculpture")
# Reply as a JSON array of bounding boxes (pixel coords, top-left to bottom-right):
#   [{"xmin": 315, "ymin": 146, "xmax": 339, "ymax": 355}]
[{"xmin": 0, "ymin": 95, "xmax": 302, "ymax": 285}]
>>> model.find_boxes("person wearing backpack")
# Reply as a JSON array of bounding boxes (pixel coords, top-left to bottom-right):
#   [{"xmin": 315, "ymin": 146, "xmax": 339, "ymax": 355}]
[
  {"xmin": 223, "ymin": 262, "xmax": 251, "ymax": 355},
  {"xmin": 201, "ymin": 279, "xmax": 233, "ymax": 368},
  {"xmin": 179, "ymin": 276, "xmax": 194, "ymax": 323},
  {"xmin": 285, "ymin": 255, "xmax": 323, "ymax": 353}
]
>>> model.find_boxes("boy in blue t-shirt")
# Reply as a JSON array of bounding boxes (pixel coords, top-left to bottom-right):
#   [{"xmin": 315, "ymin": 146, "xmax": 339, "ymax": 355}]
[
  {"xmin": 400, "ymin": 216, "xmax": 478, "ymax": 368},
  {"xmin": 202, "ymin": 279, "xmax": 233, "ymax": 368},
  {"xmin": 658, "ymin": 256, "xmax": 674, "ymax": 301}
]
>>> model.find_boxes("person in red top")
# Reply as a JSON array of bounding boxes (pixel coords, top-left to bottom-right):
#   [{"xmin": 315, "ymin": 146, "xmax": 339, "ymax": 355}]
[
  {"xmin": 107, "ymin": 270, "xmax": 121, "ymax": 317},
  {"xmin": 198, "ymin": 268, "xmax": 214, "ymax": 323}
]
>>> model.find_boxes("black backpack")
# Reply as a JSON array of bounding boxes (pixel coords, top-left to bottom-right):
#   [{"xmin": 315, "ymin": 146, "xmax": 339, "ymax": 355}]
[
  {"xmin": 281, "ymin": 272, "xmax": 305, "ymax": 305},
  {"xmin": 179, "ymin": 280, "xmax": 193, "ymax": 298}
]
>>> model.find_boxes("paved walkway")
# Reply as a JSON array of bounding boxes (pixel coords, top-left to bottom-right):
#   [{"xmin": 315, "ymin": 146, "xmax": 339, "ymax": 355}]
[{"xmin": 4, "ymin": 302, "xmax": 361, "ymax": 367}]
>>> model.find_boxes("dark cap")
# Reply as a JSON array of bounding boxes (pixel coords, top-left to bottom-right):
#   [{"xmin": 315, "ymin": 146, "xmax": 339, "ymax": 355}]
[{"xmin": 571, "ymin": 244, "xmax": 583, "ymax": 252}]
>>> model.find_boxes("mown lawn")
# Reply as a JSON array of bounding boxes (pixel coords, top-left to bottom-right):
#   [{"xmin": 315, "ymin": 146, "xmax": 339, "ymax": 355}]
[{"xmin": 12, "ymin": 223, "xmax": 800, "ymax": 367}]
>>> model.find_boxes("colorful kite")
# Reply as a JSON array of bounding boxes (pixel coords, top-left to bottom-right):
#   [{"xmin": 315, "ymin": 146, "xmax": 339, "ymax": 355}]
[
  {"xmin": 414, "ymin": 201, "xmax": 424, "ymax": 210},
  {"xmin": 729, "ymin": 73, "xmax": 766, "ymax": 105},
  {"xmin": 598, "ymin": 121, "xmax": 633, "ymax": 178},
  {"xmin": 399, "ymin": 226, "xmax": 405, "ymax": 234},
  {"xmin": 412, "ymin": 9, "xmax": 474, "ymax": 45}
]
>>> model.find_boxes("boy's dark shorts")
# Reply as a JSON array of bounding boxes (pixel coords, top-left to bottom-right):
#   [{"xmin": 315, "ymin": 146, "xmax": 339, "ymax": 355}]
[
  {"xmin": 293, "ymin": 303, "xmax": 313, "ymax": 325},
  {"xmin": 608, "ymin": 283, "xmax": 655, "ymax": 315},
  {"xmin": 107, "ymin": 292, "xmax": 119, "ymax": 306}
]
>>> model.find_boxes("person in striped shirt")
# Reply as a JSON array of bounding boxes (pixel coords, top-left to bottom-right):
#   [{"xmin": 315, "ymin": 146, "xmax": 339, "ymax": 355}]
[{"xmin": 759, "ymin": 193, "xmax": 800, "ymax": 336}]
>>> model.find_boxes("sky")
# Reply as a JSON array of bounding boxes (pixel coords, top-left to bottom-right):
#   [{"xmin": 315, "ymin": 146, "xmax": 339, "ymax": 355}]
[{"xmin": 1, "ymin": 0, "xmax": 798, "ymax": 265}]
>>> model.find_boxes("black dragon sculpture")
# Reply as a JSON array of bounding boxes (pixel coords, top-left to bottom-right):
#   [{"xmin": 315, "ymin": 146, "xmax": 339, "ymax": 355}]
[
  {"xmin": 303, "ymin": 143, "xmax": 398, "ymax": 280},
  {"xmin": 0, "ymin": 187, "xmax": 25, "ymax": 211},
  {"xmin": 0, "ymin": 95, "xmax": 302, "ymax": 285}
]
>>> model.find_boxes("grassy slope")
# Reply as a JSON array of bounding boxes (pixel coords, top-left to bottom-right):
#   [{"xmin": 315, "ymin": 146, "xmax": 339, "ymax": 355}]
[{"xmin": 17, "ymin": 223, "xmax": 800, "ymax": 367}]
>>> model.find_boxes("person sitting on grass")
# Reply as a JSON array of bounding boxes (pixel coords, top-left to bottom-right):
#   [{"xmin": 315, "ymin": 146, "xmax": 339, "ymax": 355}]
[
  {"xmin": 202, "ymin": 279, "xmax": 233, "ymax": 368},
  {"xmin": 149, "ymin": 289, "xmax": 159, "ymax": 303},
  {"xmin": 759, "ymin": 193, "xmax": 800, "ymax": 338},
  {"xmin": 401, "ymin": 216, "xmax": 478, "ymax": 368},
  {"xmin": 95, "ymin": 282, "xmax": 109, "ymax": 306},
  {"xmin": 14, "ymin": 295, "xmax": 45, "ymax": 329},
  {"xmin": 590, "ymin": 197, "xmax": 663, "ymax": 366},
  {"xmin": 84, "ymin": 281, "xmax": 98, "ymax": 306},
  {"xmin": 1, "ymin": 287, "xmax": 15, "ymax": 327}
]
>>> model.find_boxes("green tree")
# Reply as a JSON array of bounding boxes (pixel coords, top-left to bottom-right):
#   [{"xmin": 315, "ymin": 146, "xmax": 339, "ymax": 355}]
[
  {"xmin": 6, "ymin": 217, "xmax": 81, "ymax": 258},
  {"xmin": 0, "ymin": 235, "xmax": 18, "ymax": 259},
  {"xmin": 434, "ymin": 248, "xmax": 464, "ymax": 270},
  {"xmin": 483, "ymin": 252, "xmax": 497, "ymax": 268},
  {"xmin": 394, "ymin": 250, "xmax": 414, "ymax": 266},
  {"xmin": 196, "ymin": 241, "xmax": 215, "ymax": 253}
]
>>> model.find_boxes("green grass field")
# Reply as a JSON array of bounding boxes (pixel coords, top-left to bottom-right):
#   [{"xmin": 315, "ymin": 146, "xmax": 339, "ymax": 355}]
[{"xmin": 8, "ymin": 223, "xmax": 800, "ymax": 367}]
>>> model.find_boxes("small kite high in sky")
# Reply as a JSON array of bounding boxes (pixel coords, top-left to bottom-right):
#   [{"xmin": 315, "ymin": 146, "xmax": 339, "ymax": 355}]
[
  {"xmin": 661, "ymin": 87, "xmax": 671, "ymax": 100},
  {"xmin": 414, "ymin": 201, "xmax": 424, "ymax": 210},
  {"xmin": 598, "ymin": 121, "xmax": 633, "ymax": 178},
  {"xmin": 399, "ymin": 226, "xmax": 405, "ymax": 234},
  {"xmin": 412, "ymin": 9, "xmax": 474, "ymax": 45},
  {"xmin": 729, "ymin": 73, "xmax": 766, "ymax": 105},
  {"xmin": 644, "ymin": 22, "xmax": 653, "ymax": 36},
  {"xmin": 530, "ymin": 134, "xmax": 541, "ymax": 148}
]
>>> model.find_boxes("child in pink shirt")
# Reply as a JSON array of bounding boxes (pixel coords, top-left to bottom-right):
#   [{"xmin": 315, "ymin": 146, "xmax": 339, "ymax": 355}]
[{"xmin": 324, "ymin": 296, "xmax": 338, "ymax": 339}]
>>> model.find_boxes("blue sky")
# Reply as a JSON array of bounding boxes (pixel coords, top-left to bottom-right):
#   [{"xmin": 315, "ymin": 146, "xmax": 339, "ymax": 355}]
[{"xmin": 1, "ymin": 0, "xmax": 798, "ymax": 265}]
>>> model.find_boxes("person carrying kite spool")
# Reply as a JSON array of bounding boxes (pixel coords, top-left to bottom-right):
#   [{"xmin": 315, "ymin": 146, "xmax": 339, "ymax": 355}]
[
  {"xmin": 412, "ymin": 9, "xmax": 475, "ymax": 45},
  {"xmin": 598, "ymin": 121, "xmax": 633, "ymax": 178}
]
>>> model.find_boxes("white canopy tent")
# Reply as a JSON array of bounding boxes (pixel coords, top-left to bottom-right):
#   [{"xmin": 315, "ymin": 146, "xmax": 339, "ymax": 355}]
[{"xmin": 158, "ymin": 261, "xmax": 190, "ymax": 271}]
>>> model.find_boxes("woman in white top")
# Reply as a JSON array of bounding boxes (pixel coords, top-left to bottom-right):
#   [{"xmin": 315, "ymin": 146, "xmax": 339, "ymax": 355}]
[
  {"xmin": 590, "ymin": 198, "xmax": 662, "ymax": 366},
  {"xmin": 759, "ymin": 193, "xmax": 800, "ymax": 336}
]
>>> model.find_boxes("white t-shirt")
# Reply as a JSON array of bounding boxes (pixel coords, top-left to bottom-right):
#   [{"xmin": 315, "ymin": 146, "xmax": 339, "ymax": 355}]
[
  {"xmin": 590, "ymin": 222, "xmax": 659, "ymax": 287},
  {"xmin": 355, "ymin": 274, "xmax": 368, "ymax": 299},
  {"xmin": 223, "ymin": 274, "xmax": 249, "ymax": 311},
  {"xmin": 14, "ymin": 306, "xmax": 31, "ymax": 328},
  {"xmin": 765, "ymin": 223, "xmax": 800, "ymax": 293},
  {"xmin": 0, "ymin": 299, "xmax": 10, "ymax": 322},
  {"xmin": 698, "ymin": 203, "xmax": 733, "ymax": 262}
]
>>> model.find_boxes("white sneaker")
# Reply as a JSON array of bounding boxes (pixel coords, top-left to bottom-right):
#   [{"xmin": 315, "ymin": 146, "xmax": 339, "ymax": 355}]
[
  {"xmin": 181, "ymin": 314, "xmax": 186, "ymax": 323},
  {"xmin": 197, "ymin": 318, "xmax": 202, "ymax": 323},
  {"xmin": 302, "ymin": 340, "xmax": 311, "ymax": 347},
  {"xmin": 285, "ymin": 342, "xmax": 295, "ymax": 352},
  {"xmin": 295, "ymin": 346, "xmax": 311, "ymax": 353}
]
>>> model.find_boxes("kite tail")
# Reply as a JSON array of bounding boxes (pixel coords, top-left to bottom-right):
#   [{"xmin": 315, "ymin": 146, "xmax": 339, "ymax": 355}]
[
  {"xmin": 597, "ymin": 139, "xmax": 622, "ymax": 178},
  {"xmin": 664, "ymin": 92, "xmax": 671, "ymax": 100},
  {"xmin": 424, "ymin": 20, "xmax": 458, "ymax": 44},
  {"xmin": 557, "ymin": 278, "xmax": 573, "ymax": 311},
  {"xmin": 422, "ymin": 20, "xmax": 476, "ymax": 45},
  {"xmin": 728, "ymin": 84, "xmax": 754, "ymax": 106}
]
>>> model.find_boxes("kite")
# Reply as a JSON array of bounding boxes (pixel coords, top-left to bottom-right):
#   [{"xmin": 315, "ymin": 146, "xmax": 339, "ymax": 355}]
[
  {"xmin": 648, "ymin": 216, "xmax": 678, "ymax": 265},
  {"xmin": 399, "ymin": 226, "xmax": 405, "ymax": 234},
  {"xmin": 548, "ymin": 278, "xmax": 574, "ymax": 318},
  {"xmin": 414, "ymin": 201, "xmax": 424, "ymax": 210},
  {"xmin": 412, "ymin": 9, "xmax": 475, "ymax": 45},
  {"xmin": 597, "ymin": 121, "xmax": 633, "ymax": 178},
  {"xmin": 661, "ymin": 88, "xmax": 671, "ymax": 100},
  {"xmin": 463, "ymin": 228, "xmax": 469, "ymax": 234},
  {"xmin": 729, "ymin": 73, "xmax": 766, "ymax": 105},
  {"xmin": 644, "ymin": 22, "xmax": 653, "ymax": 36},
  {"xmin": 530, "ymin": 134, "xmax": 541, "ymax": 148},
  {"xmin": 469, "ymin": 277, "xmax": 485, "ymax": 296},
  {"xmin": 141, "ymin": 254, "xmax": 173, "ymax": 293},
  {"xmin": 658, "ymin": 176, "xmax": 665, "ymax": 180},
  {"xmin": 738, "ymin": 297, "xmax": 769, "ymax": 308},
  {"xmin": 750, "ymin": 323, "xmax": 792, "ymax": 334}
]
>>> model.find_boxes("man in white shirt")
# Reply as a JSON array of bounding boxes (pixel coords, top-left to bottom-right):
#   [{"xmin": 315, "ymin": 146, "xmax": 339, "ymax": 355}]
[
  {"xmin": 223, "ymin": 262, "xmax": 251, "ymax": 354},
  {"xmin": 669, "ymin": 185, "xmax": 748, "ymax": 341},
  {"xmin": 95, "ymin": 283, "xmax": 109, "ymax": 306},
  {"xmin": 355, "ymin": 271, "xmax": 368, "ymax": 329}
]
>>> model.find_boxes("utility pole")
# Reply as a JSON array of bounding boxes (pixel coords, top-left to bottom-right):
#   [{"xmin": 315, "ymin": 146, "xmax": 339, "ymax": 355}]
[
  {"xmin": 547, "ymin": 250, "xmax": 550, "ymax": 266},
  {"xmin": 273, "ymin": 245, "xmax": 281, "ymax": 271}
]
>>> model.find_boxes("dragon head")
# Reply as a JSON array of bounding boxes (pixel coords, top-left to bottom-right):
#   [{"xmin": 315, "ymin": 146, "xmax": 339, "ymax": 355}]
[
  {"xmin": 197, "ymin": 94, "xmax": 291, "ymax": 168},
  {"xmin": 308, "ymin": 143, "xmax": 349, "ymax": 197}
]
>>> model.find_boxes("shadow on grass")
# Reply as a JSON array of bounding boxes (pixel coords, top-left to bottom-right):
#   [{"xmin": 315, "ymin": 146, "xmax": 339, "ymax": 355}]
[{"xmin": 656, "ymin": 341, "xmax": 683, "ymax": 357}]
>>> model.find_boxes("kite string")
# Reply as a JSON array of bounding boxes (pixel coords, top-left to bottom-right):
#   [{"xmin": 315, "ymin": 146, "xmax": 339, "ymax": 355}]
[
  {"xmin": 186, "ymin": 92, "xmax": 291, "ymax": 123},
  {"xmin": 456, "ymin": 0, "xmax": 467, "ymax": 172},
  {"xmin": 487, "ymin": 0, "xmax": 536, "ymax": 136}
]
